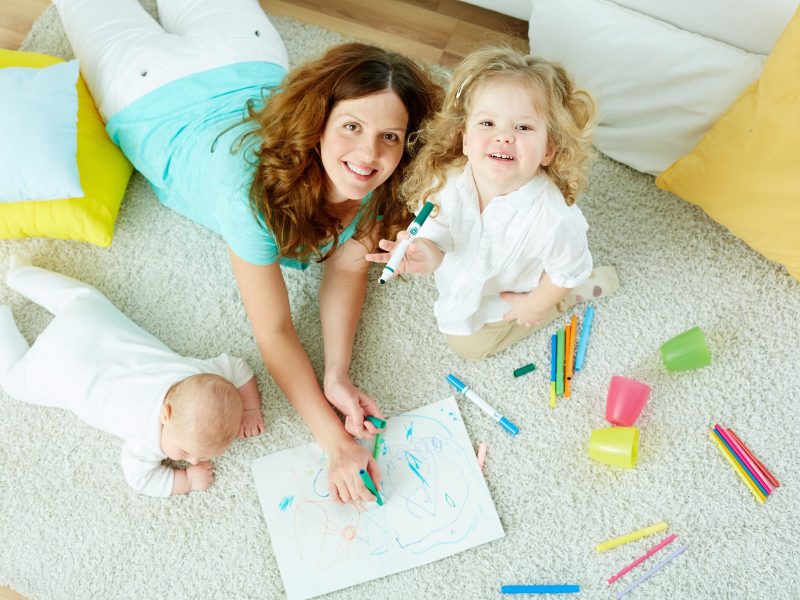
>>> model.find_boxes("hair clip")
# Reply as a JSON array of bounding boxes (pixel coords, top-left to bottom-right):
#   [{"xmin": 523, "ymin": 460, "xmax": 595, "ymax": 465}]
[{"xmin": 455, "ymin": 74, "xmax": 473, "ymax": 100}]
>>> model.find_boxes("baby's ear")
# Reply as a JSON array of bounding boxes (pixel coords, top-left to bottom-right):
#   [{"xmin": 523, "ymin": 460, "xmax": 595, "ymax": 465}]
[{"xmin": 160, "ymin": 403, "xmax": 173, "ymax": 425}]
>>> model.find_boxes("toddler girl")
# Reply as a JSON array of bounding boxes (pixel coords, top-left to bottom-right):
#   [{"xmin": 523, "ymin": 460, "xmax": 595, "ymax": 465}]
[{"xmin": 368, "ymin": 47, "xmax": 618, "ymax": 360}]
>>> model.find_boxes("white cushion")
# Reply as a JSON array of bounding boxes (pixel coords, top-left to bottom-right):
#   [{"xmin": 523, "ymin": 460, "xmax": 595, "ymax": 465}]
[
  {"xmin": 612, "ymin": 0, "xmax": 798, "ymax": 55},
  {"xmin": 528, "ymin": 0, "xmax": 766, "ymax": 175},
  {"xmin": 0, "ymin": 59, "xmax": 83, "ymax": 202}
]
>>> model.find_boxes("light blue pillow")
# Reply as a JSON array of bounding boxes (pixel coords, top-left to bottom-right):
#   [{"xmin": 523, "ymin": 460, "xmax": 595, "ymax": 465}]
[{"xmin": 0, "ymin": 59, "xmax": 83, "ymax": 202}]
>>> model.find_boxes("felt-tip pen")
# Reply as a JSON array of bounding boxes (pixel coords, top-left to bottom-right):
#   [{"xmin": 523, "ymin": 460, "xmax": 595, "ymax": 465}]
[
  {"xmin": 445, "ymin": 374, "xmax": 519, "ymax": 436},
  {"xmin": 379, "ymin": 201, "xmax": 435, "ymax": 284}
]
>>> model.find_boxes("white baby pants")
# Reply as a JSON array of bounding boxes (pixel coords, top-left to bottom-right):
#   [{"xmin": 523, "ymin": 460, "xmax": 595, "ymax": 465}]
[
  {"xmin": 0, "ymin": 257, "xmax": 106, "ymax": 405},
  {"xmin": 53, "ymin": 0, "xmax": 289, "ymax": 120}
]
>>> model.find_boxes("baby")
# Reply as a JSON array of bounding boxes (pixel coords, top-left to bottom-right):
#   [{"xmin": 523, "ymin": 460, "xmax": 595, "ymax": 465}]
[{"xmin": 0, "ymin": 256, "xmax": 263, "ymax": 497}]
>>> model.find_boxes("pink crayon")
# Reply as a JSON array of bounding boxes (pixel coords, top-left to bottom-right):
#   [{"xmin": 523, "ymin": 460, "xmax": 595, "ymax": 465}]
[{"xmin": 608, "ymin": 533, "xmax": 678, "ymax": 585}]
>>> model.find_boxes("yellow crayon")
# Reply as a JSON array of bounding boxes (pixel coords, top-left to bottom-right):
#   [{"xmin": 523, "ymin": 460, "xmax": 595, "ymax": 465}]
[{"xmin": 595, "ymin": 521, "xmax": 668, "ymax": 553}]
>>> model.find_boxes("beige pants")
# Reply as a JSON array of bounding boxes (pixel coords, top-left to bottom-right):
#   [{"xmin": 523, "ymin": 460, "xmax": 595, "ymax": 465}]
[
  {"xmin": 445, "ymin": 266, "xmax": 620, "ymax": 362},
  {"xmin": 446, "ymin": 305, "xmax": 562, "ymax": 362}
]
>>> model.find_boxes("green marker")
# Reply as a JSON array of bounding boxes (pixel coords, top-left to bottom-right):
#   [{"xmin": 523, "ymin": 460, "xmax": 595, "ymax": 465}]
[
  {"xmin": 379, "ymin": 201, "xmax": 435, "ymax": 284},
  {"xmin": 556, "ymin": 328, "xmax": 565, "ymax": 396},
  {"xmin": 372, "ymin": 432, "xmax": 383, "ymax": 459},
  {"xmin": 359, "ymin": 468, "xmax": 384, "ymax": 505},
  {"xmin": 513, "ymin": 363, "xmax": 536, "ymax": 378},
  {"xmin": 365, "ymin": 415, "xmax": 386, "ymax": 429}
]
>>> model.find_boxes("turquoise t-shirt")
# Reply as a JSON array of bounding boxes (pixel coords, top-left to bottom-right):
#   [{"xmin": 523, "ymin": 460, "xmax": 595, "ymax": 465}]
[{"xmin": 106, "ymin": 62, "xmax": 366, "ymax": 268}]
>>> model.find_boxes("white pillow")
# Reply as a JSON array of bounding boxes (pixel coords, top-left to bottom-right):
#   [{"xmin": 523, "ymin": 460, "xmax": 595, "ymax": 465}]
[
  {"xmin": 612, "ymin": 0, "xmax": 798, "ymax": 55},
  {"xmin": 0, "ymin": 59, "xmax": 83, "ymax": 202},
  {"xmin": 528, "ymin": 0, "xmax": 766, "ymax": 175}
]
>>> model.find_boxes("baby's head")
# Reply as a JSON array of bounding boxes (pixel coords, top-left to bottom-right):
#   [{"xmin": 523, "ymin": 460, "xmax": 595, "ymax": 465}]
[
  {"xmin": 402, "ymin": 46, "xmax": 596, "ymax": 207},
  {"xmin": 160, "ymin": 374, "xmax": 243, "ymax": 464}
]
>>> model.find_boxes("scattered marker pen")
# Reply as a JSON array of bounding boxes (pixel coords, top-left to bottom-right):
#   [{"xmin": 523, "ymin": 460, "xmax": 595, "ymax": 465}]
[
  {"xmin": 574, "ymin": 305, "xmax": 595, "ymax": 372},
  {"xmin": 445, "ymin": 374, "xmax": 519, "ymax": 436},
  {"xmin": 379, "ymin": 201, "xmax": 435, "ymax": 284}
]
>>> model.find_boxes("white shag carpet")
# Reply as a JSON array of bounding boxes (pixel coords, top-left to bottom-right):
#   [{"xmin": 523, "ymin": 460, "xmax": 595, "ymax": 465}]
[{"xmin": 2, "ymin": 2, "xmax": 799, "ymax": 599}]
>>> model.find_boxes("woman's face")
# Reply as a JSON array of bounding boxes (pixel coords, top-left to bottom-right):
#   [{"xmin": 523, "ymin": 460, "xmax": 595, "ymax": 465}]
[{"xmin": 319, "ymin": 90, "xmax": 409, "ymax": 204}]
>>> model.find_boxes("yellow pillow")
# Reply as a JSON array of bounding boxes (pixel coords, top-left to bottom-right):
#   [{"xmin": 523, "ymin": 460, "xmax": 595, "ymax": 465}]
[
  {"xmin": 656, "ymin": 8, "xmax": 800, "ymax": 281},
  {"xmin": 0, "ymin": 49, "xmax": 133, "ymax": 246}
]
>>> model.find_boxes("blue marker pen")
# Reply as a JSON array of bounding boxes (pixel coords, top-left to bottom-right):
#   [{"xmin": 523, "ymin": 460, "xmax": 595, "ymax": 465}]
[
  {"xmin": 445, "ymin": 374, "xmax": 519, "ymax": 436},
  {"xmin": 574, "ymin": 305, "xmax": 595, "ymax": 372},
  {"xmin": 379, "ymin": 201, "xmax": 435, "ymax": 284}
]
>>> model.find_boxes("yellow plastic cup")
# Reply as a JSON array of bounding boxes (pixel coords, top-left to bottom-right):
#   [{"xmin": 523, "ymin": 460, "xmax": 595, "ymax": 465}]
[{"xmin": 588, "ymin": 426, "xmax": 640, "ymax": 468}]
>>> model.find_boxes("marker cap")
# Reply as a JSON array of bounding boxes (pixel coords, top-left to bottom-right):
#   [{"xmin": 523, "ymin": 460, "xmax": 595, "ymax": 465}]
[{"xmin": 499, "ymin": 417, "xmax": 519, "ymax": 436}]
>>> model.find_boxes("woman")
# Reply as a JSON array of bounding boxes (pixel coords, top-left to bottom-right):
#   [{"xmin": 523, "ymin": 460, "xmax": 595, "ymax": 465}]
[{"xmin": 54, "ymin": 0, "xmax": 442, "ymax": 503}]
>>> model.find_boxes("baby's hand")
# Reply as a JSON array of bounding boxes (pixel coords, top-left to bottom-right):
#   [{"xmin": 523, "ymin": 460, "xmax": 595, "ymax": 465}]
[
  {"xmin": 239, "ymin": 408, "xmax": 266, "ymax": 438},
  {"xmin": 365, "ymin": 233, "xmax": 442, "ymax": 275},
  {"xmin": 501, "ymin": 291, "xmax": 547, "ymax": 327},
  {"xmin": 186, "ymin": 461, "xmax": 214, "ymax": 491}
]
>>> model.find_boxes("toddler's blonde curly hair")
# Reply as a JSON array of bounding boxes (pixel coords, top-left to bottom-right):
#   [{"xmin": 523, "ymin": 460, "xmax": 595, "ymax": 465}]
[{"xmin": 401, "ymin": 46, "xmax": 596, "ymax": 209}]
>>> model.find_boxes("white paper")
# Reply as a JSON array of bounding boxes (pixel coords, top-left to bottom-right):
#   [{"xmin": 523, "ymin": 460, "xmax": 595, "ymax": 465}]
[{"xmin": 251, "ymin": 396, "xmax": 505, "ymax": 600}]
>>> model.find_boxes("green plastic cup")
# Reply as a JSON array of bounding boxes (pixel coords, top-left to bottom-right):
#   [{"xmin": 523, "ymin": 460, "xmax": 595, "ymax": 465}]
[
  {"xmin": 660, "ymin": 326, "xmax": 711, "ymax": 372},
  {"xmin": 588, "ymin": 426, "xmax": 640, "ymax": 468}
]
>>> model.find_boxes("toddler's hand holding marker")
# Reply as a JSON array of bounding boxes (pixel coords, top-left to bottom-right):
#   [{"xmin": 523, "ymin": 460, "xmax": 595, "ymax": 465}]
[{"xmin": 372, "ymin": 201, "xmax": 435, "ymax": 284}]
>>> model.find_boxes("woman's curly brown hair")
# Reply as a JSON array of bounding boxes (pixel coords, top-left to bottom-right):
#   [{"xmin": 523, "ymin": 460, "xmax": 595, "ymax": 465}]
[
  {"xmin": 401, "ymin": 46, "xmax": 596, "ymax": 211},
  {"xmin": 243, "ymin": 43, "xmax": 442, "ymax": 262}
]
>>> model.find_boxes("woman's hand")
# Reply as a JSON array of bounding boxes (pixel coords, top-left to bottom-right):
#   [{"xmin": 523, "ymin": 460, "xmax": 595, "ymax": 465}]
[
  {"xmin": 324, "ymin": 373, "xmax": 384, "ymax": 439},
  {"xmin": 365, "ymin": 232, "xmax": 444, "ymax": 275},
  {"xmin": 326, "ymin": 439, "xmax": 382, "ymax": 504}
]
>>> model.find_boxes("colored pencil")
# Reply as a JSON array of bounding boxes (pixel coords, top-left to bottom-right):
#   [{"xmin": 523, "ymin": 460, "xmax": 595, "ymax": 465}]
[
  {"xmin": 607, "ymin": 533, "xmax": 677, "ymax": 585},
  {"xmin": 715, "ymin": 425, "xmax": 772, "ymax": 495},
  {"xmin": 709, "ymin": 429, "xmax": 766, "ymax": 503},
  {"xmin": 728, "ymin": 428, "xmax": 779, "ymax": 488}
]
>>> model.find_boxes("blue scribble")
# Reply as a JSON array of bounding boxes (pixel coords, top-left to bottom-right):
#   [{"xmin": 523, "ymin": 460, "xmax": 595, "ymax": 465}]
[
  {"xmin": 278, "ymin": 496, "xmax": 294, "ymax": 511},
  {"xmin": 444, "ymin": 493, "xmax": 456, "ymax": 507},
  {"xmin": 406, "ymin": 423, "xmax": 414, "ymax": 440},
  {"xmin": 405, "ymin": 451, "xmax": 429, "ymax": 487},
  {"xmin": 448, "ymin": 411, "xmax": 458, "ymax": 422},
  {"xmin": 312, "ymin": 468, "xmax": 330, "ymax": 498}
]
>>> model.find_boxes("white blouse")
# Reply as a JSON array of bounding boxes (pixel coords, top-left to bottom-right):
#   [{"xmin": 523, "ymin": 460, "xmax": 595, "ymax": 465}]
[{"xmin": 417, "ymin": 164, "xmax": 592, "ymax": 335}]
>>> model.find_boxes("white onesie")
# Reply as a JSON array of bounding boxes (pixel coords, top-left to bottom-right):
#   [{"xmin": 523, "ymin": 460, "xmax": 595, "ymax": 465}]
[{"xmin": 0, "ymin": 261, "xmax": 253, "ymax": 497}]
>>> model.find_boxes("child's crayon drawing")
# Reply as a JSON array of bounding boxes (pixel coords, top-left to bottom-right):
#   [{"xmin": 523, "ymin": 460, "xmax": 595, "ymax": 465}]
[{"xmin": 252, "ymin": 396, "xmax": 504, "ymax": 600}]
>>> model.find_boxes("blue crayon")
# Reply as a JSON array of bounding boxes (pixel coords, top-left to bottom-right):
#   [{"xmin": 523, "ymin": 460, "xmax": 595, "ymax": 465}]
[
  {"xmin": 501, "ymin": 584, "xmax": 580, "ymax": 594},
  {"xmin": 574, "ymin": 305, "xmax": 595, "ymax": 372}
]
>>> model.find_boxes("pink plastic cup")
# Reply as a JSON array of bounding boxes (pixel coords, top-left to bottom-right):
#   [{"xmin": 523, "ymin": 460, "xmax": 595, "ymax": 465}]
[{"xmin": 605, "ymin": 375, "xmax": 651, "ymax": 426}]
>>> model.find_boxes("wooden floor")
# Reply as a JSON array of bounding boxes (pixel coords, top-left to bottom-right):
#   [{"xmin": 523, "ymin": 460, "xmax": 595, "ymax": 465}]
[
  {"xmin": 0, "ymin": 2, "xmax": 526, "ymax": 598},
  {"xmin": 1, "ymin": 0, "xmax": 527, "ymax": 66}
]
